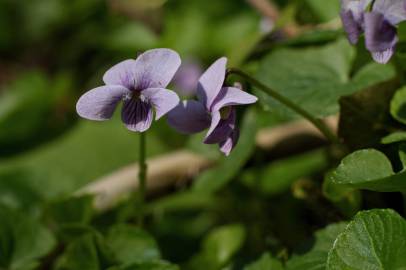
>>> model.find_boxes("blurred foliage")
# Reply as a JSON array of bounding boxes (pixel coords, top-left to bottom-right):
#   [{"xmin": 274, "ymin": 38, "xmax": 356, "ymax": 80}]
[{"xmin": 286, "ymin": 222, "xmax": 347, "ymax": 270}]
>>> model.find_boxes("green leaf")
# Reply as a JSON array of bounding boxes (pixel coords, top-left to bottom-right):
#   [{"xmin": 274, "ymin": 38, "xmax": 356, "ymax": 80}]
[
  {"xmin": 104, "ymin": 22, "xmax": 158, "ymax": 52},
  {"xmin": 188, "ymin": 224, "xmax": 246, "ymax": 270},
  {"xmin": 329, "ymin": 149, "xmax": 406, "ymax": 192},
  {"xmin": 351, "ymin": 62, "xmax": 396, "ymax": 89},
  {"xmin": 55, "ymin": 233, "xmax": 114, "ymax": 270},
  {"xmin": 284, "ymin": 29, "xmax": 341, "ymax": 46},
  {"xmin": 162, "ymin": 6, "xmax": 208, "ymax": 56},
  {"xmin": 115, "ymin": 260, "xmax": 179, "ymax": 270},
  {"xmin": 244, "ymin": 253, "xmax": 283, "ymax": 270},
  {"xmin": 0, "ymin": 71, "xmax": 51, "ymax": 149},
  {"xmin": 255, "ymin": 39, "xmax": 354, "ymax": 119},
  {"xmin": 242, "ymin": 149, "xmax": 328, "ymax": 196},
  {"xmin": 57, "ymin": 224, "xmax": 98, "ymax": 243},
  {"xmin": 381, "ymin": 131, "xmax": 406, "ymax": 144},
  {"xmin": 203, "ymin": 224, "xmax": 245, "ymax": 266},
  {"xmin": 192, "ymin": 109, "xmax": 258, "ymax": 193},
  {"xmin": 305, "ymin": 0, "xmax": 340, "ymax": 22},
  {"xmin": 399, "ymin": 21, "xmax": 406, "ymax": 42},
  {"xmin": 327, "ymin": 209, "xmax": 406, "ymax": 269},
  {"xmin": 0, "ymin": 172, "xmax": 43, "ymax": 214},
  {"xmin": 339, "ymin": 78, "xmax": 399, "ymax": 149},
  {"xmin": 106, "ymin": 224, "xmax": 161, "ymax": 265},
  {"xmin": 255, "ymin": 39, "xmax": 396, "ymax": 120},
  {"xmin": 323, "ymin": 172, "xmax": 361, "ymax": 218},
  {"xmin": 146, "ymin": 191, "xmax": 216, "ymax": 214},
  {"xmin": 390, "ymin": 86, "xmax": 406, "ymax": 125},
  {"xmin": 210, "ymin": 13, "xmax": 261, "ymax": 66},
  {"xmin": 286, "ymin": 223, "xmax": 347, "ymax": 270},
  {"xmin": 0, "ymin": 205, "xmax": 56, "ymax": 270},
  {"xmin": 398, "ymin": 143, "xmax": 406, "ymax": 167},
  {"xmin": 46, "ymin": 195, "xmax": 94, "ymax": 225}
]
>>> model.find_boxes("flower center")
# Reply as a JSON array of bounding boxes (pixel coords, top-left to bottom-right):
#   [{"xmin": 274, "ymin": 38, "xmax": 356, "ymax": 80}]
[
  {"xmin": 122, "ymin": 91, "xmax": 146, "ymax": 102},
  {"xmin": 220, "ymin": 106, "xmax": 231, "ymax": 120}
]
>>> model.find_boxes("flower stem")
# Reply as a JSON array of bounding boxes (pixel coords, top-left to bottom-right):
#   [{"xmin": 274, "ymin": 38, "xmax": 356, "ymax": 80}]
[
  {"xmin": 138, "ymin": 131, "xmax": 147, "ymax": 226},
  {"xmin": 227, "ymin": 68, "xmax": 340, "ymax": 145}
]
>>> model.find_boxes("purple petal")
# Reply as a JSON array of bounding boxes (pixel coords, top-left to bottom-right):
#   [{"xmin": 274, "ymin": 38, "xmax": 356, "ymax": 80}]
[
  {"xmin": 340, "ymin": 10, "xmax": 363, "ymax": 44},
  {"xmin": 76, "ymin": 85, "xmax": 130, "ymax": 121},
  {"xmin": 167, "ymin": 100, "xmax": 211, "ymax": 134},
  {"xmin": 341, "ymin": 0, "xmax": 372, "ymax": 15},
  {"xmin": 142, "ymin": 88, "xmax": 180, "ymax": 120},
  {"xmin": 219, "ymin": 129, "xmax": 240, "ymax": 156},
  {"xmin": 121, "ymin": 98, "xmax": 153, "ymax": 132},
  {"xmin": 103, "ymin": 60, "xmax": 138, "ymax": 89},
  {"xmin": 133, "ymin": 48, "xmax": 181, "ymax": 89},
  {"xmin": 364, "ymin": 12, "xmax": 397, "ymax": 63},
  {"xmin": 204, "ymin": 108, "xmax": 236, "ymax": 144},
  {"xmin": 371, "ymin": 48, "xmax": 395, "ymax": 64},
  {"xmin": 197, "ymin": 57, "xmax": 227, "ymax": 110},
  {"xmin": 211, "ymin": 87, "xmax": 258, "ymax": 112},
  {"xmin": 372, "ymin": 0, "xmax": 406, "ymax": 25}
]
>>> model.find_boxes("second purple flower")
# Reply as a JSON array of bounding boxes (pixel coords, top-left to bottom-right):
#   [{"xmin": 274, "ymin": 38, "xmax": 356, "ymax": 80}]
[{"xmin": 168, "ymin": 57, "xmax": 258, "ymax": 156}]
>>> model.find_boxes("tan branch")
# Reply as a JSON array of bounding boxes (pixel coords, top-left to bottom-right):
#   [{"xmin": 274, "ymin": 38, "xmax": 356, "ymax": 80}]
[
  {"xmin": 76, "ymin": 150, "xmax": 213, "ymax": 211},
  {"xmin": 78, "ymin": 116, "xmax": 338, "ymax": 211}
]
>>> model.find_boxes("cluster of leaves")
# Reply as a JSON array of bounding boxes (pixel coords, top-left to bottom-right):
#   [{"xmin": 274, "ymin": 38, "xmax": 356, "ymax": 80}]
[{"xmin": 1, "ymin": 0, "xmax": 406, "ymax": 269}]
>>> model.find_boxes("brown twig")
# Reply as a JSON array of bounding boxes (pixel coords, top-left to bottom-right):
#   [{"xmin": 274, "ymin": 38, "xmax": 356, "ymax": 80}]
[
  {"xmin": 247, "ymin": 0, "xmax": 280, "ymax": 21},
  {"xmin": 77, "ymin": 116, "xmax": 339, "ymax": 211},
  {"xmin": 256, "ymin": 116, "xmax": 338, "ymax": 149},
  {"xmin": 76, "ymin": 150, "xmax": 213, "ymax": 211}
]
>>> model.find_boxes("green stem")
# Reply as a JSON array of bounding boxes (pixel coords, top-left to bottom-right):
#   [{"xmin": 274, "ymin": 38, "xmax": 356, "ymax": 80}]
[
  {"xmin": 138, "ymin": 131, "xmax": 147, "ymax": 226},
  {"xmin": 227, "ymin": 68, "xmax": 340, "ymax": 145}
]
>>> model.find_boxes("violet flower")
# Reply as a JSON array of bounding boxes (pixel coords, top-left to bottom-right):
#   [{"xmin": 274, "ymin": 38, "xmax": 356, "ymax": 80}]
[
  {"xmin": 340, "ymin": 0, "xmax": 406, "ymax": 64},
  {"xmin": 76, "ymin": 48, "xmax": 181, "ymax": 132},
  {"xmin": 168, "ymin": 57, "xmax": 258, "ymax": 156}
]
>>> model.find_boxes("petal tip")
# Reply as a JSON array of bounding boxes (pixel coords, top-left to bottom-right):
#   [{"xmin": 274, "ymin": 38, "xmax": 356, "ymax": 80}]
[{"xmin": 371, "ymin": 48, "xmax": 394, "ymax": 64}]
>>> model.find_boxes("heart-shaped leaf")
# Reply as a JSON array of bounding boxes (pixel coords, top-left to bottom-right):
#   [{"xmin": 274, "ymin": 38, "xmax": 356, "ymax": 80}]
[
  {"xmin": 255, "ymin": 39, "xmax": 396, "ymax": 120},
  {"xmin": 329, "ymin": 149, "xmax": 406, "ymax": 192},
  {"xmin": 327, "ymin": 209, "xmax": 406, "ymax": 269}
]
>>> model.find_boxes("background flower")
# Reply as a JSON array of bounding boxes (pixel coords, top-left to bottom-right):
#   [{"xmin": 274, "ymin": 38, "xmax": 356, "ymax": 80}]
[
  {"xmin": 340, "ymin": 0, "xmax": 406, "ymax": 63},
  {"xmin": 172, "ymin": 59, "xmax": 203, "ymax": 97}
]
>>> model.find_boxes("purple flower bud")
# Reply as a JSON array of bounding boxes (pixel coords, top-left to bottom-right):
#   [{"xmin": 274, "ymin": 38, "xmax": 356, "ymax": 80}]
[
  {"xmin": 76, "ymin": 48, "xmax": 181, "ymax": 132},
  {"xmin": 172, "ymin": 59, "xmax": 203, "ymax": 97},
  {"xmin": 168, "ymin": 57, "xmax": 258, "ymax": 156}
]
